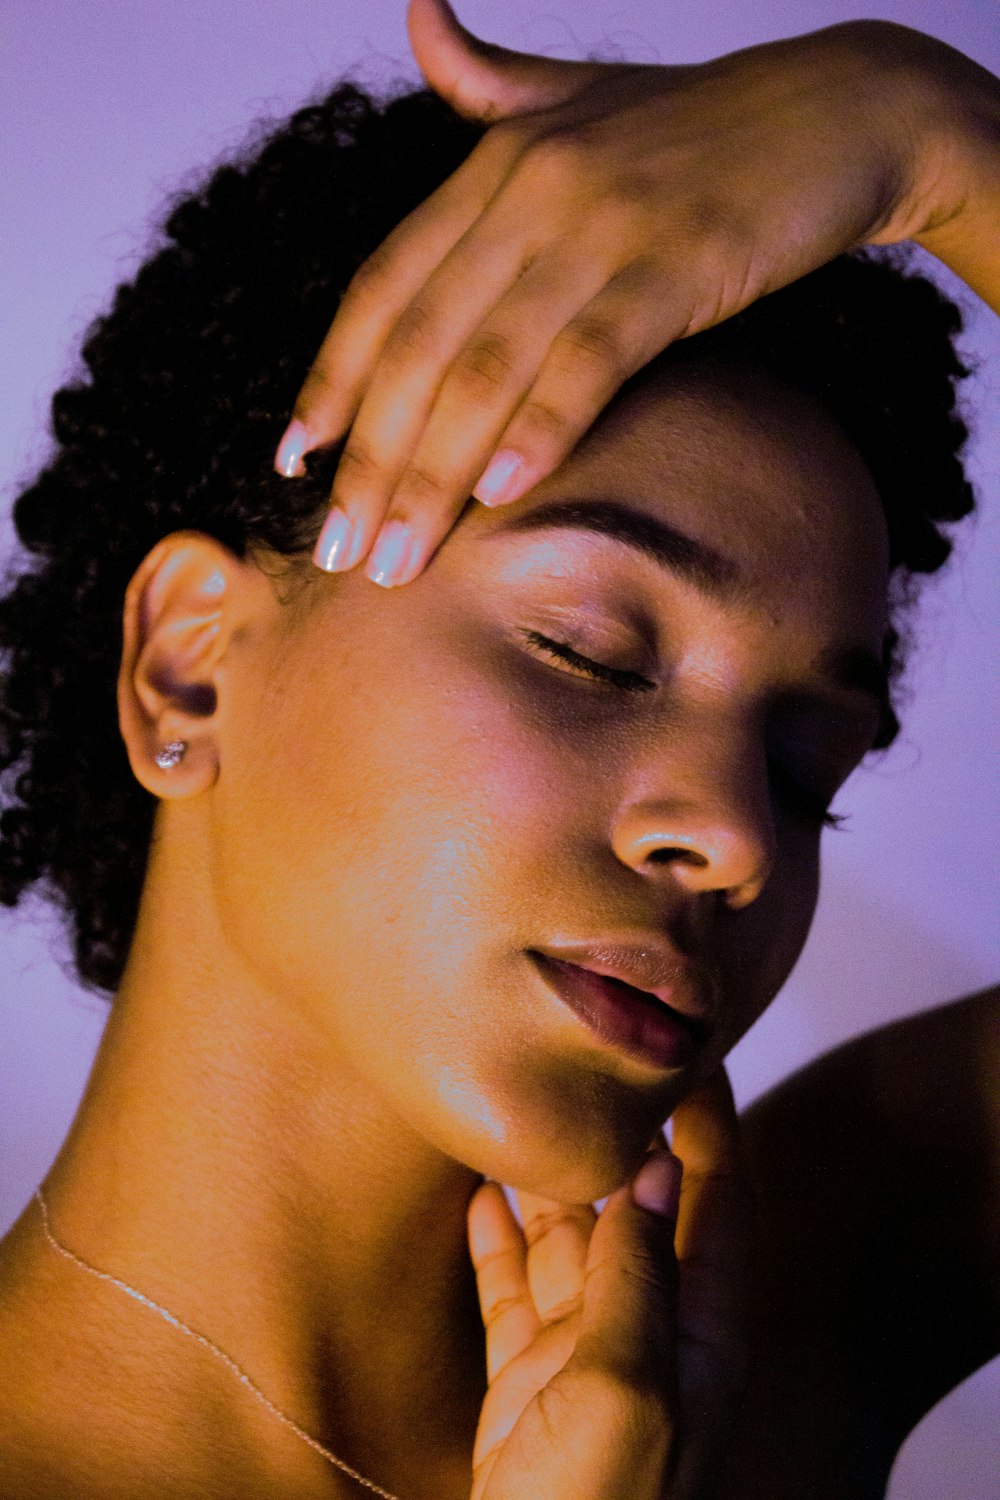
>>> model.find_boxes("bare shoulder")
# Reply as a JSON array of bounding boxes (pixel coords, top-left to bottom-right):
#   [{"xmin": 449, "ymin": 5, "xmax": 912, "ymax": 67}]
[
  {"xmin": 0, "ymin": 1203, "xmax": 364, "ymax": 1499},
  {"xmin": 718, "ymin": 987, "xmax": 999, "ymax": 1498},
  {"xmin": 0, "ymin": 1202, "xmax": 222, "ymax": 1499},
  {"xmin": 0, "ymin": 1203, "xmax": 81, "ymax": 1498}
]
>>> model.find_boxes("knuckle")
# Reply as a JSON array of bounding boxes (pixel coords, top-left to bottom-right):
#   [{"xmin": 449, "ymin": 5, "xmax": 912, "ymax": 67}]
[
  {"xmin": 609, "ymin": 169, "xmax": 657, "ymax": 214},
  {"xmin": 540, "ymin": 1292, "xmax": 582, "ymax": 1325},
  {"xmin": 334, "ymin": 441, "xmax": 384, "ymax": 490},
  {"xmin": 344, "ymin": 242, "xmax": 397, "ymax": 304},
  {"xmin": 380, "ymin": 300, "xmax": 440, "ymax": 371},
  {"xmin": 677, "ymin": 194, "xmax": 737, "ymax": 243},
  {"xmin": 394, "ymin": 463, "xmax": 450, "ymax": 508},
  {"xmin": 522, "ymin": 1204, "xmax": 593, "ymax": 1248},
  {"xmin": 616, "ymin": 1245, "xmax": 674, "ymax": 1307},
  {"xmin": 482, "ymin": 1292, "xmax": 524, "ymax": 1332},
  {"xmin": 672, "ymin": 196, "xmax": 754, "ymax": 264},
  {"xmin": 451, "ymin": 332, "xmax": 520, "ymax": 402},
  {"xmin": 582, "ymin": 181, "xmax": 652, "ymax": 243},
  {"xmin": 557, "ymin": 315, "xmax": 629, "ymax": 381},
  {"xmin": 522, "ymin": 127, "xmax": 589, "ymax": 186},
  {"xmin": 515, "ymin": 396, "xmax": 575, "ymax": 450}
]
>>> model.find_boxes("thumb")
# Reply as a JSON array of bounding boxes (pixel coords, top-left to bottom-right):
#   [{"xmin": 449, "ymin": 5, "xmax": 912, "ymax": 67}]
[
  {"xmin": 407, "ymin": 0, "xmax": 603, "ymax": 121},
  {"xmin": 573, "ymin": 1150, "xmax": 682, "ymax": 1381}
]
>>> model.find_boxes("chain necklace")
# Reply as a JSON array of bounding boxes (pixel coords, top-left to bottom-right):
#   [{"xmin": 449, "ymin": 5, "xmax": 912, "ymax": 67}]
[{"xmin": 34, "ymin": 1187, "xmax": 402, "ymax": 1500}]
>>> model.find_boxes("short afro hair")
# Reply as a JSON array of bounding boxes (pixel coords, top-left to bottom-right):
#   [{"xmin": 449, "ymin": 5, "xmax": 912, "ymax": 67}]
[{"xmin": 0, "ymin": 79, "xmax": 976, "ymax": 993}]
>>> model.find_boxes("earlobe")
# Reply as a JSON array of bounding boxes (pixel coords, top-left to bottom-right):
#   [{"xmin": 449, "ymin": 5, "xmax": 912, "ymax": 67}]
[{"xmin": 117, "ymin": 531, "xmax": 260, "ymax": 798}]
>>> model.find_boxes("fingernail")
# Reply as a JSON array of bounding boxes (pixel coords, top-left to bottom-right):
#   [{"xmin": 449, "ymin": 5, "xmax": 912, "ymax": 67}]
[
  {"xmin": 313, "ymin": 507, "xmax": 356, "ymax": 572},
  {"xmin": 632, "ymin": 1153, "xmax": 681, "ymax": 1218},
  {"xmin": 473, "ymin": 449, "xmax": 524, "ymax": 506},
  {"xmin": 366, "ymin": 520, "xmax": 417, "ymax": 588},
  {"xmin": 275, "ymin": 418, "xmax": 310, "ymax": 478}
]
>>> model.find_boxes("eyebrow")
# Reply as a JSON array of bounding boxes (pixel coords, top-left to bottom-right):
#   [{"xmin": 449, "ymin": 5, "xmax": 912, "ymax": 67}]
[
  {"xmin": 490, "ymin": 497, "xmax": 741, "ymax": 595},
  {"xmin": 488, "ymin": 495, "xmax": 890, "ymax": 709}
]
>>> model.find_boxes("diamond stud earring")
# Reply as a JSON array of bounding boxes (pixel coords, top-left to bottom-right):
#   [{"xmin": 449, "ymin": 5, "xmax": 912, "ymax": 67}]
[{"xmin": 154, "ymin": 740, "xmax": 188, "ymax": 770}]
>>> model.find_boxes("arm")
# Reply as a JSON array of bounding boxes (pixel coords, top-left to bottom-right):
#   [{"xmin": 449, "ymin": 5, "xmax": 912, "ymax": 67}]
[
  {"xmin": 898, "ymin": 27, "xmax": 1000, "ymax": 310},
  {"xmin": 276, "ymin": 2, "xmax": 1000, "ymax": 587},
  {"xmin": 718, "ymin": 987, "xmax": 1000, "ymax": 1497}
]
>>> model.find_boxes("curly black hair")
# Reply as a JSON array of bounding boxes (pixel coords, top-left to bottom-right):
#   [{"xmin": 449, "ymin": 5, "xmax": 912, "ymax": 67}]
[{"xmin": 0, "ymin": 79, "xmax": 976, "ymax": 995}]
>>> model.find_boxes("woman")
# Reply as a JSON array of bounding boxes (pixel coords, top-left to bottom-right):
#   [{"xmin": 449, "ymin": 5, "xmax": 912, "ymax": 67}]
[{"xmin": 0, "ymin": 3, "xmax": 996, "ymax": 1496}]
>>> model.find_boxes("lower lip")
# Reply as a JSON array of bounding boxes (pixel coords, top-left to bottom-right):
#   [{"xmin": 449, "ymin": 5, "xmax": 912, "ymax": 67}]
[{"xmin": 529, "ymin": 951, "xmax": 703, "ymax": 1070}]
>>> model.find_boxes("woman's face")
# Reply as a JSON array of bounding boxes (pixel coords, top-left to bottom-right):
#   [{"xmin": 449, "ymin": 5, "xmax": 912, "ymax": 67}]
[{"xmin": 214, "ymin": 362, "xmax": 889, "ymax": 1201}]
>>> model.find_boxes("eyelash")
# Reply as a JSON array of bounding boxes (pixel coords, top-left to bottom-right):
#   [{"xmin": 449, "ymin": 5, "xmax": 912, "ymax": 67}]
[
  {"xmin": 524, "ymin": 631, "xmax": 847, "ymax": 831},
  {"xmin": 523, "ymin": 631, "xmax": 655, "ymax": 693}
]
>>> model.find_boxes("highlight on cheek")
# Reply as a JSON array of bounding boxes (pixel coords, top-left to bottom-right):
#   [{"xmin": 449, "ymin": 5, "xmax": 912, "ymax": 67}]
[
  {"xmin": 431, "ymin": 1065, "xmax": 510, "ymax": 1149},
  {"xmin": 1, "ymin": 21, "xmax": 989, "ymax": 1499}
]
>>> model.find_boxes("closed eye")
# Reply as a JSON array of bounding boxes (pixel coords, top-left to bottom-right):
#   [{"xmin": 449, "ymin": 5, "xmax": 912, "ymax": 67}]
[
  {"xmin": 522, "ymin": 631, "xmax": 656, "ymax": 692},
  {"xmin": 524, "ymin": 632, "xmax": 848, "ymax": 827}
]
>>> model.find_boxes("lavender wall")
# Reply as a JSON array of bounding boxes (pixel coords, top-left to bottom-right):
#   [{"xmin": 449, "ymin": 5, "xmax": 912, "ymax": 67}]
[{"xmin": 2, "ymin": 3, "xmax": 997, "ymax": 1494}]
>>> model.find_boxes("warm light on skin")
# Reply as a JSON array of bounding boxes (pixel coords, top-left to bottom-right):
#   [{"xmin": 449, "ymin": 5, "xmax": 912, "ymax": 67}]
[
  {"xmin": 208, "ymin": 361, "xmax": 889, "ymax": 1203},
  {"xmin": 5, "ymin": 359, "xmax": 890, "ymax": 1493}
]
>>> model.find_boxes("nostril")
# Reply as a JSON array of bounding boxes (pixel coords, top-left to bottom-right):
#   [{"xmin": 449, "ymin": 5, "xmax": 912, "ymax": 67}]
[{"xmin": 645, "ymin": 845, "xmax": 710, "ymax": 869}]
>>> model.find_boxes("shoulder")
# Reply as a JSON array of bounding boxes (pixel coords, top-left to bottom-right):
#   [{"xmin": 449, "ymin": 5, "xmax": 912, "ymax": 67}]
[{"xmin": 718, "ymin": 987, "xmax": 999, "ymax": 1497}]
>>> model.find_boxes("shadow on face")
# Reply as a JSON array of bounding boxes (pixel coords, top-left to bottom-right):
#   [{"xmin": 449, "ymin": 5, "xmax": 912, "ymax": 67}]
[{"xmin": 166, "ymin": 357, "xmax": 891, "ymax": 1202}]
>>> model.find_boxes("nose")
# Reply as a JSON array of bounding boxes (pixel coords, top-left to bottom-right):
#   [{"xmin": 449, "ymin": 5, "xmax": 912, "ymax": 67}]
[{"xmin": 609, "ymin": 727, "xmax": 776, "ymax": 910}]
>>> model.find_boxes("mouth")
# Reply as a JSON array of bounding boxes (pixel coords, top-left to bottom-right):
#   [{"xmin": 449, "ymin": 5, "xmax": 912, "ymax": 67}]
[{"xmin": 527, "ymin": 949, "xmax": 710, "ymax": 1071}]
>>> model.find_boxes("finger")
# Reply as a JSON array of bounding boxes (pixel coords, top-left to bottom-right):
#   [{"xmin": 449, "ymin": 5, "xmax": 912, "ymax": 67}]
[
  {"xmin": 322, "ymin": 206, "xmax": 546, "ymax": 535},
  {"xmin": 470, "ymin": 258, "xmax": 691, "ymax": 509},
  {"xmin": 467, "ymin": 1179, "xmax": 541, "ymax": 1382},
  {"xmin": 355, "ymin": 245, "xmax": 613, "ymax": 582},
  {"xmin": 515, "ymin": 1187, "xmax": 597, "ymax": 1325},
  {"xmin": 408, "ymin": 0, "xmax": 604, "ymax": 121},
  {"xmin": 572, "ymin": 1149, "xmax": 682, "ymax": 1390},
  {"xmin": 277, "ymin": 122, "xmax": 528, "ymax": 467},
  {"xmin": 669, "ymin": 1069, "xmax": 753, "ymax": 1495},
  {"xmin": 672, "ymin": 1067, "xmax": 752, "ymax": 1301},
  {"xmin": 316, "ymin": 165, "xmax": 609, "ymax": 579}
]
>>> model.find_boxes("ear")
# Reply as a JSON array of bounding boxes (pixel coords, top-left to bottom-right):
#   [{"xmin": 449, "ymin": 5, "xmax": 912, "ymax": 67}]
[{"xmin": 118, "ymin": 531, "xmax": 274, "ymax": 798}]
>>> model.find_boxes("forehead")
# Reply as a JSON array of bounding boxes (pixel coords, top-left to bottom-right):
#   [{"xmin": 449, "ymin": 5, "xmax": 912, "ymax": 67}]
[{"xmin": 503, "ymin": 359, "xmax": 891, "ymax": 642}]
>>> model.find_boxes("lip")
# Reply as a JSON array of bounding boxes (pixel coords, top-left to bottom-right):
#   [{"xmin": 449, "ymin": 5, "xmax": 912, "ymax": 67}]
[
  {"xmin": 528, "ymin": 945, "xmax": 712, "ymax": 1071},
  {"xmin": 533, "ymin": 941, "xmax": 714, "ymax": 1021}
]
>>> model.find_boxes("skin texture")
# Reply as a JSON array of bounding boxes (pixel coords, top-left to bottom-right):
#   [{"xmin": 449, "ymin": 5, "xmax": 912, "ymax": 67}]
[
  {"xmin": 279, "ymin": 0, "xmax": 1000, "ymax": 589},
  {"xmin": 0, "ymin": 360, "xmax": 889, "ymax": 1498}
]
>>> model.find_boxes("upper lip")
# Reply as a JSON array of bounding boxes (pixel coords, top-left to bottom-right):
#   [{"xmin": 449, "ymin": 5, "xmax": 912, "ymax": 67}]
[{"xmin": 531, "ymin": 940, "xmax": 716, "ymax": 1025}]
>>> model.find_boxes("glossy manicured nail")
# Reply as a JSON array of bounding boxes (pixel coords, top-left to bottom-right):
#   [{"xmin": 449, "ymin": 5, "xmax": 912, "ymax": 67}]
[
  {"xmin": 313, "ymin": 507, "xmax": 357, "ymax": 572},
  {"xmin": 274, "ymin": 418, "xmax": 310, "ymax": 478},
  {"xmin": 473, "ymin": 449, "xmax": 524, "ymax": 506},
  {"xmin": 366, "ymin": 520, "xmax": 417, "ymax": 587}
]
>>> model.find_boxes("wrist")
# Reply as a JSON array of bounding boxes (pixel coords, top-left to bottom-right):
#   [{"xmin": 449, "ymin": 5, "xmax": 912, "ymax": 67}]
[{"xmin": 848, "ymin": 23, "xmax": 1000, "ymax": 266}]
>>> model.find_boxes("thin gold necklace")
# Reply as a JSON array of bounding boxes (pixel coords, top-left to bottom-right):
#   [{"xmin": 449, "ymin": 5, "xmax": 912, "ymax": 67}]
[{"xmin": 34, "ymin": 1187, "xmax": 402, "ymax": 1500}]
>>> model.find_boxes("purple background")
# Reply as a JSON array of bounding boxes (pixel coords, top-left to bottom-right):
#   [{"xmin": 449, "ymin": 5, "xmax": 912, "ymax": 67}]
[{"xmin": 2, "ymin": 4, "xmax": 998, "ymax": 1493}]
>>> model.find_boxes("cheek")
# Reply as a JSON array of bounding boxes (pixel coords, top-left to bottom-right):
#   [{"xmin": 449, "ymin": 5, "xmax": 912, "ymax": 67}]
[
  {"xmin": 208, "ymin": 628, "xmax": 572, "ymax": 1024},
  {"xmin": 204, "ymin": 637, "xmax": 666, "ymax": 1197},
  {"xmin": 715, "ymin": 842, "xmax": 821, "ymax": 1056}
]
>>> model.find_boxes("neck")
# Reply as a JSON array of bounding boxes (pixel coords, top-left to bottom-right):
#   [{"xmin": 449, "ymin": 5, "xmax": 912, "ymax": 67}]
[{"xmin": 34, "ymin": 827, "xmax": 488, "ymax": 1496}]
